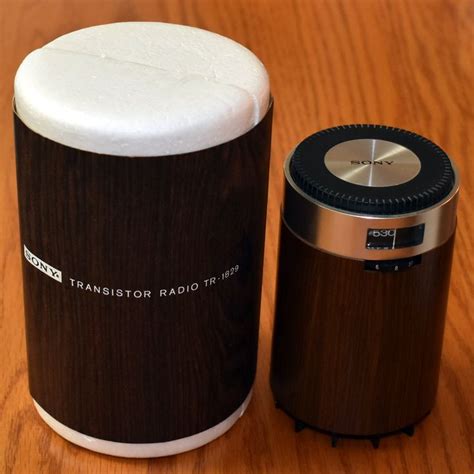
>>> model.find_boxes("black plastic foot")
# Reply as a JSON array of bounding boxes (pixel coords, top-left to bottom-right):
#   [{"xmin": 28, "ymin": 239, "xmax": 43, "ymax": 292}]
[
  {"xmin": 294, "ymin": 420, "xmax": 306, "ymax": 432},
  {"xmin": 275, "ymin": 405, "xmax": 428, "ymax": 447},
  {"xmin": 370, "ymin": 437, "xmax": 380, "ymax": 449}
]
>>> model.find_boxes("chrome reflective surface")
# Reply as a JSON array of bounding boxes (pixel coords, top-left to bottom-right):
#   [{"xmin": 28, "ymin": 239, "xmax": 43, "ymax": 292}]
[
  {"xmin": 324, "ymin": 139, "xmax": 421, "ymax": 187},
  {"xmin": 283, "ymin": 154, "xmax": 459, "ymax": 261}
]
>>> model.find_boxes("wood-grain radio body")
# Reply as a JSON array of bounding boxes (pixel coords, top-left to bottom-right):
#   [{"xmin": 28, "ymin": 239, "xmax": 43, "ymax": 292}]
[
  {"xmin": 270, "ymin": 126, "xmax": 458, "ymax": 438},
  {"xmin": 14, "ymin": 105, "xmax": 273, "ymax": 444},
  {"xmin": 271, "ymin": 218, "xmax": 455, "ymax": 436}
]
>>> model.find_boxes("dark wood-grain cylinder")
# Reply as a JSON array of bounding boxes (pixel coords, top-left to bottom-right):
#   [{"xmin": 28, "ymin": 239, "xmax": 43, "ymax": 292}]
[
  {"xmin": 14, "ymin": 106, "xmax": 272, "ymax": 447},
  {"xmin": 270, "ymin": 124, "xmax": 459, "ymax": 440},
  {"xmin": 271, "ymin": 220, "xmax": 455, "ymax": 436}
]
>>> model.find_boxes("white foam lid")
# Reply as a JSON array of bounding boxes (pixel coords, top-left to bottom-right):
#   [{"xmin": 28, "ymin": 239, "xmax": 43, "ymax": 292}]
[{"xmin": 14, "ymin": 22, "xmax": 270, "ymax": 156}]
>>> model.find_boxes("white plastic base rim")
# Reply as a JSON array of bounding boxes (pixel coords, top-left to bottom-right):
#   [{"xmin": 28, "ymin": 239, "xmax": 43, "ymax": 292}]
[{"xmin": 33, "ymin": 389, "xmax": 252, "ymax": 458}]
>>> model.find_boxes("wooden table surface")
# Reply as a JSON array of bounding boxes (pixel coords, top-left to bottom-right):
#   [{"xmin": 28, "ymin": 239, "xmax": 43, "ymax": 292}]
[{"xmin": 1, "ymin": 1, "xmax": 472, "ymax": 473}]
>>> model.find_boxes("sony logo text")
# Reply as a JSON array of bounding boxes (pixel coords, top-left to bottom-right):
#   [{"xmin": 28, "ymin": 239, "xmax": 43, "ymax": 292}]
[
  {"xmin": 350, "ymin": 160, "xmax": 394, "ymax": 165},
  {"xmin": 24, "ymin": 245, "xmax": 62, "ymax": 282}
]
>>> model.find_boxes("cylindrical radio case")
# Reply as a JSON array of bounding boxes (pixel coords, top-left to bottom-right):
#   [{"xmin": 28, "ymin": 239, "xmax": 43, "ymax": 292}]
[
  {"xmin": 14, "ymin": 23, "xmax": 272, "ymax": 457},
  {"xmin": 270, "ymin": 125, "xmax": 459, "ymax": 447}
]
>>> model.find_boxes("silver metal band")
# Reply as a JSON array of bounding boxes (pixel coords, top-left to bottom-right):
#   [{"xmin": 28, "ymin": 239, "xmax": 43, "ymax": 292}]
[{"xmin": 283, "ymin": 154, "xmax": 459, "ymax": 261}]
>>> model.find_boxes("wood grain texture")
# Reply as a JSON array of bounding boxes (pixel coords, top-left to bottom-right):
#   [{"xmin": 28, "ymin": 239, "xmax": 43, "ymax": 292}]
[
  {"xmin": 14, "ymin": 106, "xmax": 272, "ymax": 443},
  {"xmin": 0, "ymin": 0, "xmax": 472, "ymax": 472},
  {"xmin": 271, "ymin": 222, "xmax": 455, "ymax": 437}
]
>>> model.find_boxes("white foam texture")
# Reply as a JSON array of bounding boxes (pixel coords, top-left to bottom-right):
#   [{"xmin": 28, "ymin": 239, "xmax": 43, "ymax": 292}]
[
  {"xmin": 33, "ymin": 389, "xmax": 252, "ymax": 458},
  {"xmin": 14, "ymin": 22, "xmax": 270, "ymax": 156}
]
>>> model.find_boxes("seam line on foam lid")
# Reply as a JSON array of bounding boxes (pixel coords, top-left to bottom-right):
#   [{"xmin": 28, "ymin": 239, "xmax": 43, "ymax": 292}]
[{"xmin": 42, "ymin": 45, "xmax": 263, "ymax": 125}]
